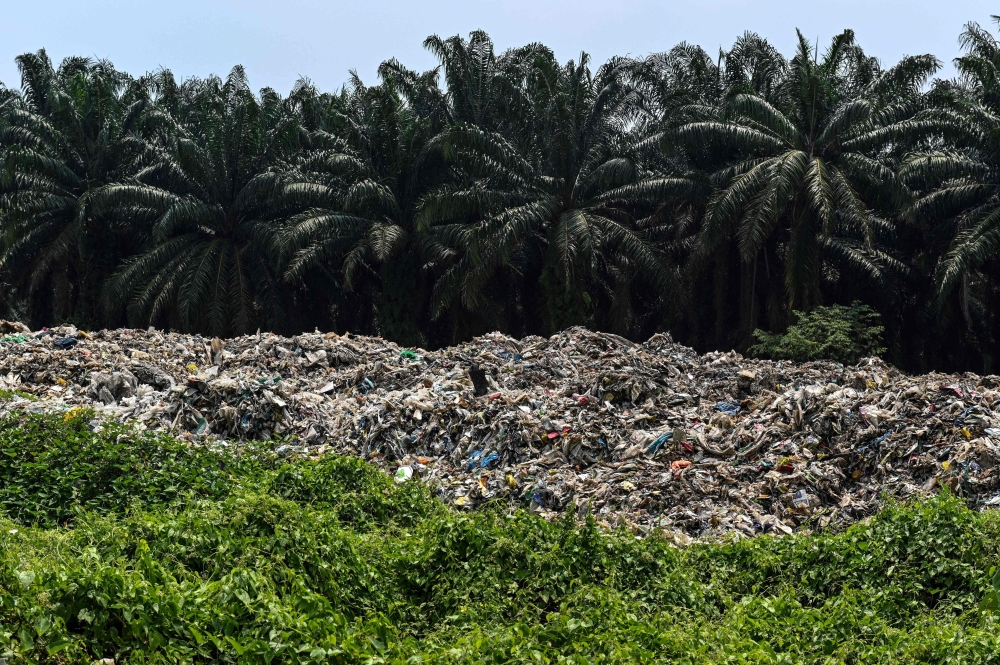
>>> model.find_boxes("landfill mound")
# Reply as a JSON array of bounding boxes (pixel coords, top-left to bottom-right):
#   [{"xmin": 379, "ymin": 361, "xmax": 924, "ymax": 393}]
[{"xmin": 2, "ymin": 321, "xmax": 999, "ymax": 538}]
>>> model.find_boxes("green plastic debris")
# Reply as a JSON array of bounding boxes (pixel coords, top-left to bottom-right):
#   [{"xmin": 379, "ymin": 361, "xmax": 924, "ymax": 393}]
[
  {"xmin": 400, "ymin": 349, "xmax": 420, "ymax": 362},
  {"xmin": 0, "ymin": 334, "xmax": 27, "ymax": 344}
]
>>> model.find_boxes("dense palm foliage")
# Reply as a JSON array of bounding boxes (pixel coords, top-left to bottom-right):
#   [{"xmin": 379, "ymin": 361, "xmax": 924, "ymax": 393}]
[
  {"xmin": 6, "ymin": 21, "xmax": 1000, "ymax": 372},
  {"xmin": 0, "ymin": 51, "xmax": 150, "ymax": 326},
  {"xmin": 99, "ymin": 67, "xmax": 298, "ymax": 335},
  {"xmin": 675, "ymin": 31, "xmax": 933, "ymax": 338},
  {"xmin": 422, "ymin": 53, "xmax": 682, "ymax": 335},
  {"xmin": 281, "ymin": 73, "xmax": 443, "ymax": 346},
  {"xmin": 901, "ymin": 22, "xmax": 1000, "ymax": 368}
]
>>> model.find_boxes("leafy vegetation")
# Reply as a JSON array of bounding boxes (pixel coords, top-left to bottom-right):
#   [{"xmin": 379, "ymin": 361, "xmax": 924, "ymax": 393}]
[
  {"xmin": 0, "ymin": 411, "xmax": 254, "ymax": 526},
  {"xmin": 749, "ymin": 300, "xmax": 886, "ymax": 363},
  {"xmin": 0, "ymin": 389, "xmax": 35, "ymax": 401},
  {"xmin": 2, "ymin": 412, "xmax": 1000, "ymax": 663},
  {"xmin": 6, "ymin": 20, "xmax": 1000, "ymax": 371}
]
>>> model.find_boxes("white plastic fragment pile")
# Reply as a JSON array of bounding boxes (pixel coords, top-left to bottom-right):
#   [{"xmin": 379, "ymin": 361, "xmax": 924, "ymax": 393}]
[{"xmin": 2, "ymin": 321, "xmax": 1000, "ymax": 539}]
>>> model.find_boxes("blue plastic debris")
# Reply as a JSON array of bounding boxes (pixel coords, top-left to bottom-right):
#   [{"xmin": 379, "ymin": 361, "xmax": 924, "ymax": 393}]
[
  {"xmin": 647, "ymin": 432, "xmax": 673, "ymax": 454},
  {"xmin": 716, "ymin": 401, "xmax": 740, "ymax": 416},
  {"xmin": 479, "ymin": 451, "xmax": 499, "ymax": 468},
  {"xmin": 467, "ymin": 449, "xmax": 483, "ymax": 471},
  {"xmin": 870, "ymin": 430, "xmax": 893, "ymax": 446}
]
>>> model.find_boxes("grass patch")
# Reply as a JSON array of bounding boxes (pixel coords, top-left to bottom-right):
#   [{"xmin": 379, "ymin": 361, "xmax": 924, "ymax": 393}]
[
  {"xmin": 0, "ymin": 389, "xmax": 36, "ymax": 401},
  {"xmin": 1, "ymin": 411, "xmax": 1000, "ymax": 663}
]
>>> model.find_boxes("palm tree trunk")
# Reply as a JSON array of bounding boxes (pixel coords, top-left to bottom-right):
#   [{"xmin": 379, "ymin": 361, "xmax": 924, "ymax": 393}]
[
  {"xmin": 713, "ymin": 250, "xmax": 728, "ymax": 348},
  {"xmin": 738, "ymin": 254, "xmax": 758, "ymax": 348}
]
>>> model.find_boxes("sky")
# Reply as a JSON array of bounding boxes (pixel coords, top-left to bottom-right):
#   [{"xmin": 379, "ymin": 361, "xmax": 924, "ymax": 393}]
[{"xmin": 0, "ymin": 0, "xmax": 993, "ymax": 94}]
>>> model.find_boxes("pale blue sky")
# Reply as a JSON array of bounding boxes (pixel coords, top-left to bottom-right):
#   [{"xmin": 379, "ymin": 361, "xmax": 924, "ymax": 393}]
[{"xmin": 0, "ymin": 0, "xmax": 992, "ymax": 94}]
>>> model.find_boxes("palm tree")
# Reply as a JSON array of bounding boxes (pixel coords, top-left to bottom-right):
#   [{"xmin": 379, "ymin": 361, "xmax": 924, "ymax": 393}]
[
  {"xmin": 900, "ymin": 18, "xmax": 1000, "ymax": 368},
  {"xmin": 383, "ymin": 31, "xmax": 541, "ymax": 136},
  {"xmin": 420, "ymin": 50, "xmax": 683, "ymax": 336},
  {"xmin": 280, "ymin": 33, "xmax": 547, "ymax": 346},
  {"xmin": 99, "ymin": 67, "xmax": 299, "ymax": 336},
  {"xmin": 0, "ymin": 50, "xmax": 149, "ymax": 328},
  {"xmin": 280, "ymin": 72, "xmax": 443, "ymax": 346},
  {"xmin": 676, "ymin": 31, "xmax": 935, "ymax": 332},
  {"xmin": 904, "ymin": 20, "xmax": 1000, "ymax": 306}
]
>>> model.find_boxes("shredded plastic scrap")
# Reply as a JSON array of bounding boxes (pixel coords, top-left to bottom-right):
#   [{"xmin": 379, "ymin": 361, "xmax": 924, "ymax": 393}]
[{"xmin": 3, "ymin": 320, "xmax": 1000, "ymax": 539}]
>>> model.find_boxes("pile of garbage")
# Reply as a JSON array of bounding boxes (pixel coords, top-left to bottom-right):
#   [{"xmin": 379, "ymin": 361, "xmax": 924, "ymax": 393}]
[{"xmin": 2, "ymin": 321, "xmax": 1000, "ymax": 539}]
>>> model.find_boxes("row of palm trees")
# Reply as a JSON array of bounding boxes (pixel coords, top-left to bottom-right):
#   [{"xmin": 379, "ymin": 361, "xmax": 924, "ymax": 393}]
[{"xmin": 3, "ymin": 23, "xmax": 1000, "ymax": 372}]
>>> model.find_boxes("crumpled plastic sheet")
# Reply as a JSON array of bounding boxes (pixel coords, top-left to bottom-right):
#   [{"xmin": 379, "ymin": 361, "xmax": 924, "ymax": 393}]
[{"xmin": 3, "ymin": 321, "xmax": 1000, "ymax": 541}]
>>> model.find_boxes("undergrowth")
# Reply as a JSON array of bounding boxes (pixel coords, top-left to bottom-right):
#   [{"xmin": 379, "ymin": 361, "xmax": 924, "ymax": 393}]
[{"xmin": 2, "ymin": 411, "xmax": 1000, "ymax": 663}]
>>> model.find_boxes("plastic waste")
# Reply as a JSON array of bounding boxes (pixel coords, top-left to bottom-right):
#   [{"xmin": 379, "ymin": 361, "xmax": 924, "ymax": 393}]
[
  {"xmin": 716, "ymin": 401, "xmax": 740, "ymax": 416},
  {"xmin": 53, "ymin": 337, "xmax": 77, "ymax": 349},
  {"xmin": 2, "ymin": 320, "xmax": 1000, "ymax": 538}
]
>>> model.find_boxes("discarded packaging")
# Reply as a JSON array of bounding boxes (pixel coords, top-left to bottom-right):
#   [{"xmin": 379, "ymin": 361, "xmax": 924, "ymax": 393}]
[{"xmin": 3, "ymin": 321, "xmax": 1000, "ymax": 538}]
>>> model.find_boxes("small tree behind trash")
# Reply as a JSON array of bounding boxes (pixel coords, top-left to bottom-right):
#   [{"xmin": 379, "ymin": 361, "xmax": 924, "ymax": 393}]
[{"xmin": 749, "ymin": 301, "xmax": 886, "ymax": 365}]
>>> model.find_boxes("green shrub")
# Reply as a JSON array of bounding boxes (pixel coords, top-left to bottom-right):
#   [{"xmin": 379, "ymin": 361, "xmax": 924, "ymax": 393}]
[
  {"xmin": 750, "ymin": 300, "xmax": 886, "ymax": 364},
  {"xmin": 1, "ymin": 414, "xmax": 999, "ymax": 663},
  {"xmin": 271, "ymin": 455, "xmax": 436, "ymax": 527},
  {"xmin": 0, "ymin": 411, "xmax": 258, "ymax": 526}
]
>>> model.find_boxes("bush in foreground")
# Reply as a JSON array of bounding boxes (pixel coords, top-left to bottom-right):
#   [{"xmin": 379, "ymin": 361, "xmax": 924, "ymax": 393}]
[{"xmin": 1, "ymin": 412, "xmax": 1000, "ymax": 663}]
